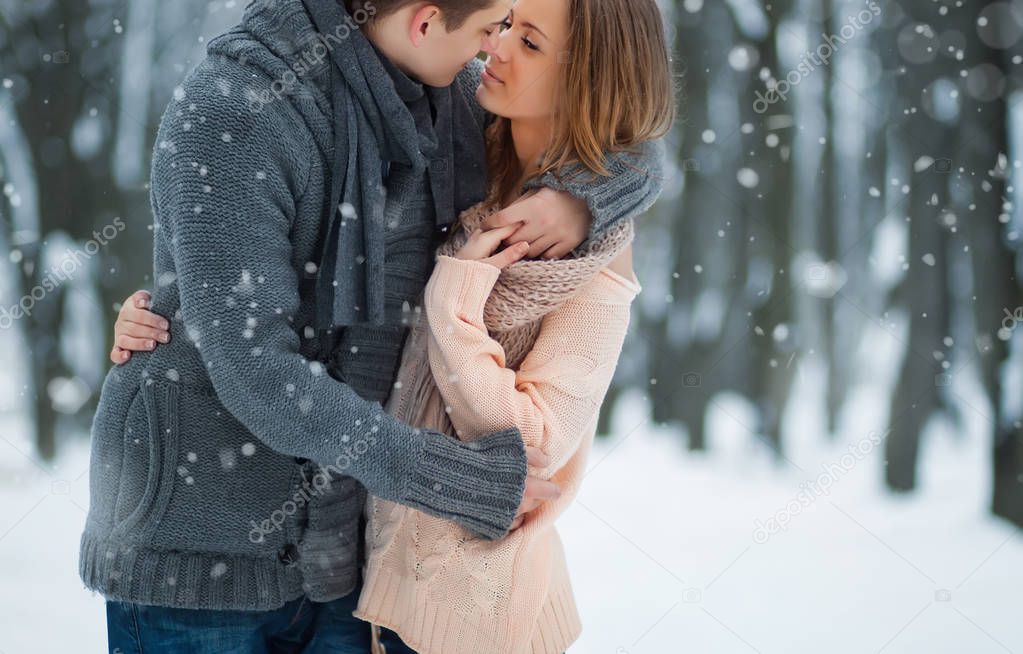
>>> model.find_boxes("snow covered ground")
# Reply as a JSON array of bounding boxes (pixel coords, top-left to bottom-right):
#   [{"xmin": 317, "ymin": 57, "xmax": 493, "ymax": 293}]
[
  {"xmin": 562, "ymin": 315, "xmax": 1023, "ymax": 654},
  {"xmin": 565, "ymin": 392, "xmax": 1023, "ymax": 654},
  {"xmin": 1, "ymin": 324, "xmax": 1021, "ymax": 653}
]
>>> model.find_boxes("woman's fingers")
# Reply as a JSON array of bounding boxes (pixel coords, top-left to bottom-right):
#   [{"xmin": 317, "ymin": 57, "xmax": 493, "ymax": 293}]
[
  {"xmin": 523, "ymin": 234, "xmax": 559, "ymax": 260},
  {"xmin": 110, "ymin": 290, "xmax": 167, "ymax": 362},
  {"xmin": 128, "ymin": 289, "xmax": 151, "ymax": 309},
  {"xmin": 110, "ymin": 346, "xmax": 131, "ymax": 365},
  {"xmin": 122, "ymin": 303, "xmax": 170, "ymax": 330},
  {"xmin": 483, "ymin": 241, "xmax": 529, "ymax": 269},
  {"xmin": 123, "ymin": 305, "xmax": 170, "ymax": 330},
  {"xmin": 471, "ymin": 223, "xmax": 521, "ymax": 250},
  {"xmin": 480, "ymin": 203, "xmax": 527, "ymax": 231},
  {"xmin": 456, "ymin": 224, "xmax": 524, "ymax": 261},
  {"xmin": 115, "ymin": 319, "xmax": 170, "ymax": 344},
  {"xmin": 115, "ymin": 333, "xmax": 157, "ymax": 352},
  {"xmin": 476, "ymin": 222, "xmax": 521, "ymax": 241}
]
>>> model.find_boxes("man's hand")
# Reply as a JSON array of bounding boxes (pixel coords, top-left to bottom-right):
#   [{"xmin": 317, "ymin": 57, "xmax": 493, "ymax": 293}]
[
  {"xmin": 510, "ymin": 446, "xmax": 561, "ymax": 531},
  {"xmin": 481, "ymin": 188, "xmax": 591, "ymax": 260}
]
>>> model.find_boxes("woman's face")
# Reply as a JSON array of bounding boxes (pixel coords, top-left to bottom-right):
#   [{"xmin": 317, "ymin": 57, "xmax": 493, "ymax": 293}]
[{"xmin": 476, "ymin": 0, "xmax": 570, "ymax": 122}]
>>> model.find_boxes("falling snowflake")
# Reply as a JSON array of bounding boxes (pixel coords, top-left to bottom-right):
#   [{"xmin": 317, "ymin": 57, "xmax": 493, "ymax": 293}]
[
  {"xmin": 737, "ymin": 168, "xmax": 760, "ymax": 189},
  {"xmin": 219, "ymin": 448, "xmax": 238, "ymax": 470}
]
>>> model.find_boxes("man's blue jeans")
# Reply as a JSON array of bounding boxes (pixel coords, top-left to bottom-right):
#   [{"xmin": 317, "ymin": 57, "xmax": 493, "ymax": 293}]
[
  {"xmin": 106, "ymin": 582, "xmax": 371, "ymax": 653},
  {"xmin": 377, "ymin": 626, "xmax": 418, "ymax": 654}
]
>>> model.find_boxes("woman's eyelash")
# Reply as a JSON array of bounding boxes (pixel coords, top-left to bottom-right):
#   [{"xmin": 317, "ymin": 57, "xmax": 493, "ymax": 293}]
[{"xmin": 490, "ymin": 18, "xmax": 538, "ymax": 51}]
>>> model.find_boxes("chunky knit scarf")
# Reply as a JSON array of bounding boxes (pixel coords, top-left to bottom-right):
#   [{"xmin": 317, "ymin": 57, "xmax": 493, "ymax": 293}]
[
  {"xmin": 385, "ymin": 201, "xmax": 635, "ymax": 438},
  {"xmin": 300, "ymin": 0, "xmax": 487, "ymax": 329}
]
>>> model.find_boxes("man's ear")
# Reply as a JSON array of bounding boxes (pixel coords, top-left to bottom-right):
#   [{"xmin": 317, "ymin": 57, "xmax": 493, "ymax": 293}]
[{"xmin": 408, "ymin": 4, "xmax": 441, "ymax": 47}]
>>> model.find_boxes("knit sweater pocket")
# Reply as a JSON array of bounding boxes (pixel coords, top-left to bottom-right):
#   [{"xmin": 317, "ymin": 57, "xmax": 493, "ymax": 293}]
[{"xmin": 111, "ymin": 377, "xmax": 179, "ymax": 541}]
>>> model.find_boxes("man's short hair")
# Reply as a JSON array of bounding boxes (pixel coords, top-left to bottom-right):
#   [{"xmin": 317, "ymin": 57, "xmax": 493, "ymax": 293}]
[{"xmin": 350, "ymin": 0, "xmax": 500, "ymax": 31}]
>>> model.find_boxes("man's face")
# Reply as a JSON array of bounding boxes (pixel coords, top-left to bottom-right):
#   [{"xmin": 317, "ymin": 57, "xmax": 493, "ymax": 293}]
[{"xmin": 403, "ymin": 1, "xmax": 516, "ymax": 87}]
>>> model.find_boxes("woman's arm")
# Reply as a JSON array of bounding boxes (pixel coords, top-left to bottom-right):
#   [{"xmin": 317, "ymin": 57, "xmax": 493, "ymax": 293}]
[{"xmin": 423, "ymin": 248, "xmax": 639, "ymax": 477}]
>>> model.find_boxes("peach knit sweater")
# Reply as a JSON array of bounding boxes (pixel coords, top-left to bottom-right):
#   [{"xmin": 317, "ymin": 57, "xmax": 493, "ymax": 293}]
[{"xmin": 353, "ymin": 228, "xmax": 642, "ymax": 653}]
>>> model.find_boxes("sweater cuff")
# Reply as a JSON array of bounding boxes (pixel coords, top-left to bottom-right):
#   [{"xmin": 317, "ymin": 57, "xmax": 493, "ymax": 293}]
[
  {"xmin": 428, "ymin": 255, "xmax": 502, "ymax": 323},
  {"xmin": 403, "ymin": 427, "xmax": 527, "ymax": 540},
  {"xmin": 523, "ymin": 140, "xmax": 666, "ymax": 240}
]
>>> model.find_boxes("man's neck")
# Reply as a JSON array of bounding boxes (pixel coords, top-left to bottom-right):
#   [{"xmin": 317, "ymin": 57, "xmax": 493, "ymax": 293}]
[{"xmin": 363, "ymin": 19, "xmax": 423, "ymax": 84}]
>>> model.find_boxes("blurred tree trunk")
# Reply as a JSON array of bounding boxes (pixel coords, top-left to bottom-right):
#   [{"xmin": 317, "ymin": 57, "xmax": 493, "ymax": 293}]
[
  {"xmin": 645, "ymin": 0, "xmax": 747, "ymax": 450},
  {"xmin": 744, "ymin": 0, "xmax": 797, "ymax": 455},
  {"xmin": 883, "ymin": 4, "xmax": 956, "ymax": 491},
  {"xmin": 1, "ymin": 0, "xmax": 126, "ymax": 459},
  {"xmin": 817, "ymin": 0, "xmax": 844, "ymax": 438},
  {"xmin": 957, "ymin": 3, "xmax": 1023, "ymax": 527}
]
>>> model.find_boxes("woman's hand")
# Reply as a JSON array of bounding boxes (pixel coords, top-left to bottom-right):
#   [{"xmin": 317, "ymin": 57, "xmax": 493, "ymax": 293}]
[
  {"xmin": 110, "ymin": 290, "xmax": 171, "ymax": 365},
  {"xmin": 454, "ymin": 223, "xmax": 531, "ymax": 269}
]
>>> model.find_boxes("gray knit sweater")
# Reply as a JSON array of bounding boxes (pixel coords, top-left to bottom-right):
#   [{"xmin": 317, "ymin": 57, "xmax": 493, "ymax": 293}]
[{"xmin": 79, "ymin": 0, "xmax": 666, "ymax": 612}]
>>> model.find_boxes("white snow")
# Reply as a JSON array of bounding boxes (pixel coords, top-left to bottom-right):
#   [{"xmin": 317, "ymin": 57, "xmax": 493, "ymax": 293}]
[{"xmin": 561, "ymin": 344, "xmax": 1023, "ymax": 653}]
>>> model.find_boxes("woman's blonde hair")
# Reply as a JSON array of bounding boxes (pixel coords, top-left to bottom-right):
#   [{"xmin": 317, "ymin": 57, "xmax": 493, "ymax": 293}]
[{"xmin": 485, "ymin": 0, "xmax": 677, "ymax": 205}]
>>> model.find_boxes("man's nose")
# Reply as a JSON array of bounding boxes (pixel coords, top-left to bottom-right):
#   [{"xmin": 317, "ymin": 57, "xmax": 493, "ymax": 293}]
[
  {"xmin": 481, "ymin": 31, "xmax": 500, "ymax": 54},
  {"xmin": 489, "ymin": 32, "xmax": 512, "ymax": 62}
]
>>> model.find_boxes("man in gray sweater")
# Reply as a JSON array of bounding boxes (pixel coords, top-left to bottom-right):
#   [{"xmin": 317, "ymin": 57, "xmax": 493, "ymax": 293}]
[{"xmin": 86, "ymin": 0, "xmax": 665, "ymax": 651}]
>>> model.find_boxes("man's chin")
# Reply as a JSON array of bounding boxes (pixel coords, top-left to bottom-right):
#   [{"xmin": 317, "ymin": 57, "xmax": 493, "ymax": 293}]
[{"xmin": 419, "ymin": 69, "xmax": 460, "ymax": 89}]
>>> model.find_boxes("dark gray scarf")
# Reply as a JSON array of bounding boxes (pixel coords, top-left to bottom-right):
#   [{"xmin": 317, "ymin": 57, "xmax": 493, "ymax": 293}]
[{"xmin": 300, "ymin": 0, "xmax": 487, "ymax": 329}]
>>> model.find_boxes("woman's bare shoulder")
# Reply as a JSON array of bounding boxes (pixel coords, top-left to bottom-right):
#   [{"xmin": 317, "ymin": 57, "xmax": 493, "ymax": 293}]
[{"xmin": 606, "ymin": 243, "xmax": 634, "ymax": 278}]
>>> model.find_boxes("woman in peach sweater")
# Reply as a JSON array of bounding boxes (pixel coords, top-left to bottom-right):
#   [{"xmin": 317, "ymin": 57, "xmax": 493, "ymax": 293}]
[
  {"xmin": 353, "ymin": 0, "xmax": 674, "ymax": 652},
  {"xmin": 109, "ymin": 0, "xmax": 674, "ymax": 650}
]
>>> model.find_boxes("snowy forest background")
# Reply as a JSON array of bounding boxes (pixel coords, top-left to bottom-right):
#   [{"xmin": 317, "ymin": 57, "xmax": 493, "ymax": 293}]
[{"xmin": 2, "ymin": 0, "xmax": 1023, "ymax": 652}]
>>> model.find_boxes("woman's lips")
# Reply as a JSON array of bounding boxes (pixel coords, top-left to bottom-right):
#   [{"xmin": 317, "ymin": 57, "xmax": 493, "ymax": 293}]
[{"xmin": 482, "ymin": 65, "xmax": 505, "ymax": 84}]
